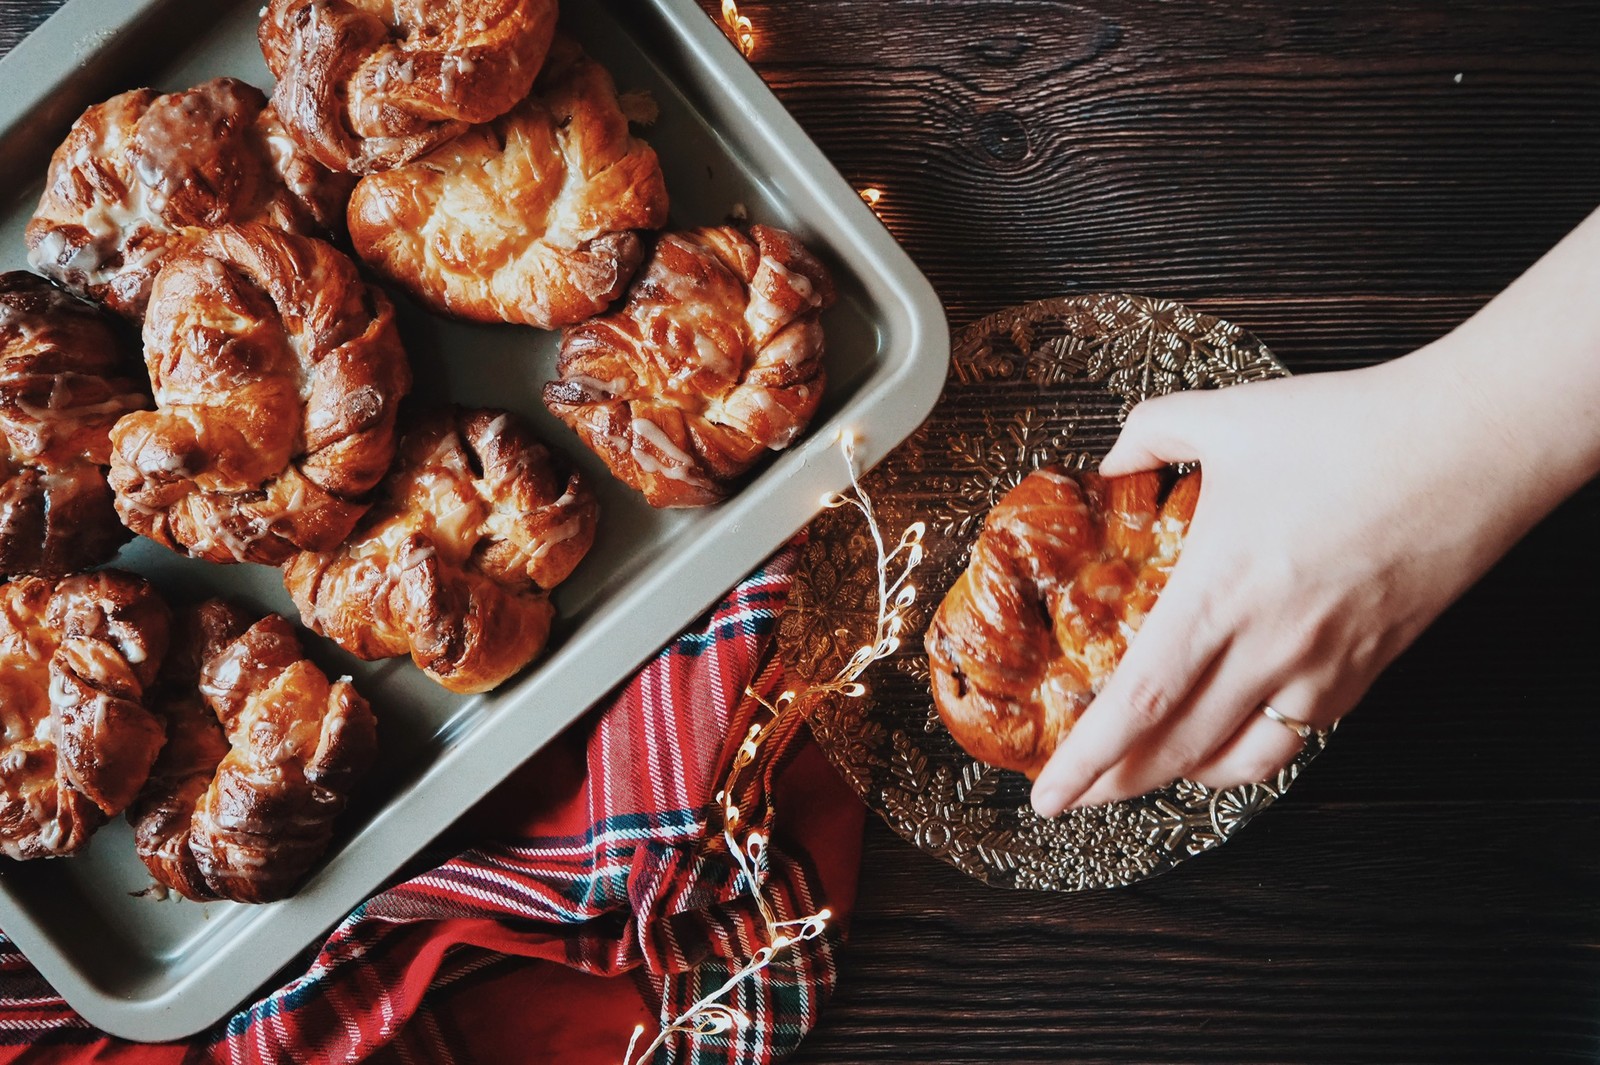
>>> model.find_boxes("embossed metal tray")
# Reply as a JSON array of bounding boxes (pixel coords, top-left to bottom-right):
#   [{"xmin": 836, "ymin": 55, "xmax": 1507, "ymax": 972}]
[
  {"xmin": 0, "ymin": 0, "xmax": 948, "ymax": 1041},
  {"xmin": 782, "ymin": 295, "xmax": 1327, "ymax": 891}
]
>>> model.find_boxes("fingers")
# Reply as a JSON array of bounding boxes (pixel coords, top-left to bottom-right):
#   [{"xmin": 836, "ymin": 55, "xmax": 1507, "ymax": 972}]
[
  {"xmin": 1099, "ymin": 392, "xmax": 1206, "ymax": 477},
  {"xmin": 1066, "ymin": 647, "xmax": 1279, "ymax": 809},
  {"xmin": 1191, "ymin": 677, "xmax": 1348, "ymax": 791},
  {"xmin": 1187, "ymin": 710, "xmax": 1306, "ymax": 793},
  {"xmin": 1029, "ymin": 574, "xmax": 1225, "ymax": 817}
]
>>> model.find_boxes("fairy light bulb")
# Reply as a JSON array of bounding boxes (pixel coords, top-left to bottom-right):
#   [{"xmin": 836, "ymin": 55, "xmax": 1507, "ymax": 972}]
[
  {"xmin": 624, "ymin": 430, "xmax": 926, "ymax": 1065},
  {"xmin": 720, "ymin": 0, "xmax": 756, "ymax": 56}
]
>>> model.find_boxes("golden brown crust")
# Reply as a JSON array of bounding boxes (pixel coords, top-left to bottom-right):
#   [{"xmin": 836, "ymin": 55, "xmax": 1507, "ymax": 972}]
[
  {"xmin": 347, "ymin": 36, "xmax": 670, "ymax": 327},
  {"xmin": 130, "ymin": 600, "xmax": 377, "ymax": 903},
  {"xmin": 260, "ymin": 0, "xmax": 559, "ymax": 174},
  {"xmin": 924, "ymin": 468, "xmax": 1200, "ymax": 780},
  {"xmin": 0, "ymin": 272, "xmax": 150, "ymax": 577},
  {"xmin": 283, "ymin": 407, "xmax": 598, "ymax": 694},
  {"xmin": 24, "ymin": 78, "xmax": 352, "ymax": 321},
  {"xmin": 0, "ymin": 570, "xmax": 170, "ymax": 860},
  {"xmin": 107, "ymin": 224, "xmax": 412, "ymax": 566},
  {"xmin": 544, "ymin": 225, "xmax": 835, "ymax": 508}
]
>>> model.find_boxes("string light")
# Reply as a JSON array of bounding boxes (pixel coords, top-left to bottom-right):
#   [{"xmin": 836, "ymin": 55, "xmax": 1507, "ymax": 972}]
[
  {"xmin": 859, "ymin": 186, "xmax": 884, "ymax": 208},
  {"xmin": 720, "ymin": 0, "xmax": 756, "ymax": 57},
  {"xmin": 623, "ymin": 431, "xmax": 925, "ymax": 1064}
]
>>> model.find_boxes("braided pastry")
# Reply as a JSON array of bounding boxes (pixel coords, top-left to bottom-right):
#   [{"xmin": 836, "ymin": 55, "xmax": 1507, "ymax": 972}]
[
  {"xmin": 347, "ymin": 36, "xmax": 670, "ymax": 327},
  {"xmin": 130, "ymin": 600, "xmax": 377, "ymax": 903},
  {"xmin": 108, "ymin": 223, "xmax": 411, "ymax": 565},
  {"xmin": 284, "ymin": 407, "xmax": 598, "ymax": 694},
  {"xmin": 0, "ymin": 571, "xmax": 169, "ymax": 860},
  {"xmin": 925, "ymin": 467, "xmax": 1200, "ymax": 779},
  {"xmin": 544, "ymin": 225, "xmax": 835, "ymax": 508},
  {"xmin": 0, "ymin": 273, "xmax": 150, "ymax": 577},
  {"xmin": 25, "ymin": 78, "xmax": 351, "ymax": 321},
  {"xmin": 260, "ymin": 0, "xmax": 558, "ymax": 174}
]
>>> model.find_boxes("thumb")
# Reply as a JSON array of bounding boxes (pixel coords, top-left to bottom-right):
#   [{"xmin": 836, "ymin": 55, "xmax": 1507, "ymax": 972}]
[{"xmin": 1099, "ymin": 392, "xmax": 1206, "ymax": 476}]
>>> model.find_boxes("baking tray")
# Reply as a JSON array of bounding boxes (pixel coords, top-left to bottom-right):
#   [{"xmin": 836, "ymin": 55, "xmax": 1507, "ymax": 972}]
[{"xmin": 0, "ymin": 0, "xmax": 948, "ymax": 1042}]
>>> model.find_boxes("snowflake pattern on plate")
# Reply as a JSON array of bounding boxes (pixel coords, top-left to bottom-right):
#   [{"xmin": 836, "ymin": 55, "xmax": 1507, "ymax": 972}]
[{"xmin": 780, "ymin": 293, "xmax": 1323, "ymax": 891}]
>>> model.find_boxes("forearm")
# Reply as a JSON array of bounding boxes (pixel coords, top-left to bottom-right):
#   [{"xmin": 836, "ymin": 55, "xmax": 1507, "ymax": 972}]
[{"xmin": 1413, "ymin": 207, "xmax": 1600, "ymax": 515}]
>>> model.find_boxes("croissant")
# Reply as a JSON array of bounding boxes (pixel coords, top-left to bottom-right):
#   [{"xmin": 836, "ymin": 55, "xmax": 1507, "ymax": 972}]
[
  {"xmin": 0, "ymin": 571, "xmax": 170, "ymax": 860},
  {"xmin": 129, "ymin": 600, "xmax": 377, "ymax": 903},
  {"xmin": 924, "ymin": 467, "xmax": 1201, "ymax": 780},
  {"xmin": 544, "ymin": 225, "xmax": 836, "ymax": 508},
  {"xmin": 347, "ymin": 35, "xmax": 670, "ymax": 327},
  {"xmin": 0, "ymin": 273, "xmax": 150, "ymax": 577},
  {"xmin": 284, "ymin": 407, "xmax": 598, "ymax": 695},
  {"xmin": 25, "ymin": 78, "xmax": 351, "ymax": 321},
  {"xmin": 108, "ymin": 223, "xmax": 411, "ymax": 565},
  {"xmin": 260, "ymin": 0, "xmax": 558, "ymax": 174}
]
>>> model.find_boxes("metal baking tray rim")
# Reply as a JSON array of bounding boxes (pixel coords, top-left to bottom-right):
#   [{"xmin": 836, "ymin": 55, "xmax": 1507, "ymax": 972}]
[{"xmin": 0, "ymin": 0, "xmax": 949, "ymax": 1041}]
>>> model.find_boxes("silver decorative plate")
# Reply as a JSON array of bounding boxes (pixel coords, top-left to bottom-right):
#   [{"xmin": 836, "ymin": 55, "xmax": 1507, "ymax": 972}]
[{"xmin": 780, "ymin": 294, "xmax": 1329, "ymax": 890}]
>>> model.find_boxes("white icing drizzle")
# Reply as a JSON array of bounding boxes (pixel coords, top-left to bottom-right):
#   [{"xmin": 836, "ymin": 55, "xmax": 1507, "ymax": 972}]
[{"xmin": 629, "ymin": 417, "xmax": 713, "ymax": 487}]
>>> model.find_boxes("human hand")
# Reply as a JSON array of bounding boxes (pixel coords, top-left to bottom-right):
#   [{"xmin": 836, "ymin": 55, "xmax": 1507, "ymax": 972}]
[{"xmin": 1028, "ymin": 341, "xmax": 1572, "ymax": 817}]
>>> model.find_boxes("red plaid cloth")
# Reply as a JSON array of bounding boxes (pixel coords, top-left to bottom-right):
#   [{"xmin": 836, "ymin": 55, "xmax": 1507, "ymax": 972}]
[{"xmin": 0, "ymin": 541, "xmax": 864, "ymax": 1063}]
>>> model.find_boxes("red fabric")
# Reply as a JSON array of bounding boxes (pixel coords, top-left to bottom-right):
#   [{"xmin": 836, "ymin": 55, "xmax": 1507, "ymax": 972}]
[{"xmin": 0, "ymin": 542, "xmax": 863, "ymax": 1064}]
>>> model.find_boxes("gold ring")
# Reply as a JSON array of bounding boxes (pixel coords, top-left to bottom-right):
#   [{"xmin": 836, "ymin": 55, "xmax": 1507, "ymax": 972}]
[{"xmin": 1261, "ymin": 703, "xmax": 1325, "ymax": 743}]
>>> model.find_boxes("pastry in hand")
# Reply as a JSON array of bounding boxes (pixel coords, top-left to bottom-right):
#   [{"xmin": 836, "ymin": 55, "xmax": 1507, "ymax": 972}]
[
  {"xmin": 25, "ymin": 78, "xmax": 351, "ymax": 321},
  {"xmin": 284, "ymin": 407, "xmax": 597, "ymax": 694},
  {"xmin": 260, "ymin": 0, "xmax": 559, "ymax": 174},
  {"xmin": 925, "ymin": 467, "xmax": 1200, "ymax": 780},
  {"xmin": 544, "ymin": 225, "xmax": 835, "ymax": 508},
  {"xmin": 0, "ymin": 273, "xmax": 150, "ymax": 577},
  {"xmin": 347, "ymin": 36, "xmax": 669, "ymax": 327},
  {"xmin": 130, "ymin": 600, "xmax": 377, "ymax": 903},
  {"xmin": 108, "ymin": 224, "xmax": 411, "ymax": 565},
  {"xmin": 0, "ymin": 571, "xmax": 169, "ymax": 860}
]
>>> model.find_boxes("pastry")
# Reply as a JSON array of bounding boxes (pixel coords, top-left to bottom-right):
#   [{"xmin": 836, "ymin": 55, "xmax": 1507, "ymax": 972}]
[
  {"xmin": 347, "ymin": 36, "xmax": 669, "ymax": 328},
  {"xmin": 108, "ymin": 223, "xmax": 412, "ymax": 565},
  {"xmin": 544, "ymin": 225, "xmax": 835, "ymax": 508},
  {"xmin": 25, "ymin": 78, "xmax": 351, "ymax": 321},
  {"xmin": 283, "ymin": 407, "xmax": 597, "ymax": 694},
  {"xmin": 260, "ymin": 0, "xmax": 559, "ymax": 174},
  {"xmin": 0, "ymin": 571, "xmax": 169, "ymax": 860},
  {"xmin": 0, "ymin": 272, "xmax": 150, "ymax": 577},
  {"xmin": 130, "ymin": 600, "xmax": 377, "ymax": 903},
  {"xmin": 924, "ymin": 467, "xmax": 1201, "ymax": 779}
]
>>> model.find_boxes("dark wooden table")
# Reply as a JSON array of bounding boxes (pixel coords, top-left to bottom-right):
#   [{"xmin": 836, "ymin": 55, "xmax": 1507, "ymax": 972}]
[{"xmin": 5, "ymin": 2, "xmax": 1600, "ymax": 1062}]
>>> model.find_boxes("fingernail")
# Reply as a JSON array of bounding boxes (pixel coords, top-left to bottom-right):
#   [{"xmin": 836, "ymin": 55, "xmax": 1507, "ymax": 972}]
[{"xmin": 1030, "ymin": 781, "xmax": 1068, "ymax": 818}]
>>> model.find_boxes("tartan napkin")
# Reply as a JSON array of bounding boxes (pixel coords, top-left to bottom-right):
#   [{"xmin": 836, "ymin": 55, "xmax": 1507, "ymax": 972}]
[{"xmin": 0, "ymin": 540, "xmax": 864, "ymax": 1064}]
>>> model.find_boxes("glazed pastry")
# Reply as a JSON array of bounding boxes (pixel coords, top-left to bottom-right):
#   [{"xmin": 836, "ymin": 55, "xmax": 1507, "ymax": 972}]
[
  {"xmin": 0, "ymin": 273, "xmax": 150, "ymax": 577},
  {"xmin": 283, "ymin": 407, "xmax": 597, "ymax": 695},
  {"xmin": 544, "ymin": 225, "xmax": 835, "ymax": 508},
  {"xmin": 347, "ymin": 36, "xmax": 669, "ymax": 328},
  {"xmin": 924, "ymin": 467, "xmax": 1200, "ymax": 780},
  {"xmin": 0, "ymin": 571, "xmax": 169, "ymax": 860},
  {"xmin": 130, "ymin": 600, "xmax": 377, "ymax": 903},
  {"xmin": 25, "ymin": 78, "xmax": 351, "ymax": 321},
  {"xmin": 260, "ymin": 0, "xmax": 559, "ymax": 174},
  {"xmin": 108, "ymin": 224, "xmax": 411, "ymax": 566}
]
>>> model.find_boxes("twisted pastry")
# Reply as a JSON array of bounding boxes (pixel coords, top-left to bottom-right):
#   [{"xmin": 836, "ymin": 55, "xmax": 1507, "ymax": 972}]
[
  {"xmin": 130, "ymin": 601, "xmax": 377, "ymax": 903},
  {"xmin": 544, "ymin": 225, "xmax": 835, "ymax": 508},
  {"xmin": 0, "ymin": 273, "xmax": 150, "ymax": 577},
  {"xmin": 25, "ymin": 78, "xmax": 351, "ymax": 321},
  {"xmin": 260, "ymin": 0, "xmax": 558, "ymax": 174},
  {"xmin": 108, "ymin": 223, "xmax": 411, "ymax": 565},
  {"xmin": 284, "ymin": 407, "xmax": 598, "ymax": 694},
  {"xmin": 0, "ymin": 571, "xmax": 170, "ymax": 860},
  {"xmin": 347, "ymin": 36, "xmax": 670, "ymax": 327},
  {"xmin": 925, "ymin": 467, "xmax": 1201, "ymax": 779}
]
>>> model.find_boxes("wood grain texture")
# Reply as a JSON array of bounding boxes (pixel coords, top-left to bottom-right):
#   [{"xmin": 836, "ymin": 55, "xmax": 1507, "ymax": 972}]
[
  {"xmin": 689, "ymin": 2, "xmax": 1600, "ymax": 1063},
  {"xmin": 1, "ymin": 0, "xmax": 1598, "ymax": 1061},
  {"xmin": 0, "ymin": 1, "xmax": 49, "ymax": 54}
]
